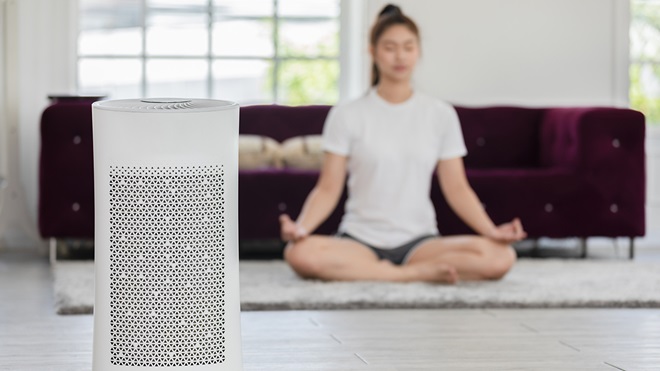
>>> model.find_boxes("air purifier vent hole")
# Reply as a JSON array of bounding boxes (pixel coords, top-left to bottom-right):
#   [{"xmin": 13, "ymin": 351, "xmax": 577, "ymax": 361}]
[{"xmin": 108, "ymin": 165, "xmax": 226, "ymax": 367}]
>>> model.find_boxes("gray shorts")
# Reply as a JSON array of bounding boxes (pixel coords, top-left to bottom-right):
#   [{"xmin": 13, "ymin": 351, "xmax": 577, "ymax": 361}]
[{"xmin": 335, "ymin": 231, "xmax": 438, "ymax": 265}]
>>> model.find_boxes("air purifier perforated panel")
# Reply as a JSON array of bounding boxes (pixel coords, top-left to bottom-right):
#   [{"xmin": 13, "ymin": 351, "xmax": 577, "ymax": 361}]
[{"xmin": 109, "ymin": 165, "xmax": 226, "ymax": 367}]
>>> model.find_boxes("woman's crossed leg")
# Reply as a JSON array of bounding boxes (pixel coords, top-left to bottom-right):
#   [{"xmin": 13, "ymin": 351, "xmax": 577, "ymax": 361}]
[
  {"xmin": 284, "ymin": 235, "xmax": 459, "ymax": 283},
  {"xmin": 404, "ymin": 236, "xmax": 517, "ymax": 281},
  {"xmin": 284, "ymin": 234, "xmax": 516, "ymax": 283}
]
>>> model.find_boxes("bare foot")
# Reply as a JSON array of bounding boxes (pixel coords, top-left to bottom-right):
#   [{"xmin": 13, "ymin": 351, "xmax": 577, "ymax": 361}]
[{"xmin": 405, "ymin": 261, "xmax": 459, "ymax": 284}]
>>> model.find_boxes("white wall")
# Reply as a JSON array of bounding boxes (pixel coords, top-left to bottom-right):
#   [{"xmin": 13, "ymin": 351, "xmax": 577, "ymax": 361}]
[
  {"xmin": 339, "ymin": 0, "xmax": 370, "ymax": 103},
  {"xmin": 367, "ymin": 0, "xmax": 629, "ymax": 107}
]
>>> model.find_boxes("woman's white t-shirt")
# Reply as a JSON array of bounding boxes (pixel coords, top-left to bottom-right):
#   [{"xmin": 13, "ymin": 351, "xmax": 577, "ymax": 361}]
[{"xmin": 321, "ymin": 88, "xmax": 468, "ymax": 248}]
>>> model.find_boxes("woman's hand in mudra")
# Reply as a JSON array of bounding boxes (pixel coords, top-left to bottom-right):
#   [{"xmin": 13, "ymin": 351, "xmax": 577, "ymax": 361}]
[
  {"xmin": 487, "ymin": 217, "xmax": 527, "ymax": 244},
  {"xmin": 279, "ymin": 214, "xmax": 309, "ymax": 242}
]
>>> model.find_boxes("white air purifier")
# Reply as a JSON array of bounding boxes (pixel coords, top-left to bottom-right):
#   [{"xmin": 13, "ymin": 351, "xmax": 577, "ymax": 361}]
[{"xmin": 91, "ymin": 98, "xmax": 242, "ymax": 371}]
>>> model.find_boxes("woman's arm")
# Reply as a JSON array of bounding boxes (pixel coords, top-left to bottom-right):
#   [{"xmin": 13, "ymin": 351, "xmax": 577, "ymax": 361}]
[
  {"xmin": 280, "ymin": 152, "xmax": 348, "ymax": 241},
  {"xmin": 436, "ymin": 157, "xmax": 526, "ymax": 242}
]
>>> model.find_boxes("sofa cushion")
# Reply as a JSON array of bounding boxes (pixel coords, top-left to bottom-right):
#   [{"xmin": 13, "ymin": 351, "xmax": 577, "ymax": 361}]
[
  {"xmin": 239, "ymin": 135, "xmax": 282, "ymax": 169},
  {"xmin": 238, "ymin": 168, "xmax": 346, "ymax": 239},
  {"xmin": 455, "ymin": 106, "xmax": 543, "ymax": 169},
  {"xmin": 281, "ymin": 135, "xmax": 324, "ymax": 170},
  {"xmin": 239, "ymin": 105, "xmax": 332, "ymax": 142},
  {"xmin": 432, "ymin": 168, "xmax": 590, "ymax": 237}
]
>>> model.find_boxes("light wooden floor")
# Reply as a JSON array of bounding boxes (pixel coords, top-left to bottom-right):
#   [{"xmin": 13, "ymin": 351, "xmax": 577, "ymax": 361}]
[{"xmin": 1, "ymin": 248, "xmax": 660, "ymax": 370}]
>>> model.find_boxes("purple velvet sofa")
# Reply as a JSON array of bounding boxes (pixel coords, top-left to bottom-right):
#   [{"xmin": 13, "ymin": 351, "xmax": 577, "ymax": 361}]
[{"xmin": 39, "ymin": 102, "xmax": 646, "ymax": 258}]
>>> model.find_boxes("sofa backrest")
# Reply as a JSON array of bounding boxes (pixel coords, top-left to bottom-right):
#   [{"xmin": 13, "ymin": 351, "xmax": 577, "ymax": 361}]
[
  {"xmin": 240, "ymin": 104, "xmax": 545, "ymax": 169},
  {"xmin": 240, "ymin": 104, "xmax": 332, "ymax": 142},
  {"xmin": 455, "ymin": 106, "xmax": 544, "ymax": 169}
]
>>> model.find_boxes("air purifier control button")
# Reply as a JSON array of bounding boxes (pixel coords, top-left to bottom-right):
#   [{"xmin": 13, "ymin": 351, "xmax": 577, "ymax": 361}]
[{"xmin": 140, "ymin": 98, "xmax": 192, "ymax": 104}]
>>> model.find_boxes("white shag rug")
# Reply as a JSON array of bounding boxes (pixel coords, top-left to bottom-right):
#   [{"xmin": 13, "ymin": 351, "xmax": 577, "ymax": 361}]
[{"xmin": 52, "ymin": 259, "xmax": 660, "ymax": 314}]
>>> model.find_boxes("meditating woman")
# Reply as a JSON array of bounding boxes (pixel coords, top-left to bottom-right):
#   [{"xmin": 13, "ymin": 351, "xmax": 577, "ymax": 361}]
[{"xmin": 279, "ymin": 4, "xmax": 525, "ymax": 284}]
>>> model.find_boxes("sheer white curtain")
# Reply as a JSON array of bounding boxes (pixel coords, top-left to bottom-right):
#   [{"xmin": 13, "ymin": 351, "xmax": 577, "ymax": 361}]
[
  {"xmin": 0, "ymin": 0, "xmax": 10, "ymax": 180},
  {"xmin": 1, "ymin": 0, "xmax": 77, "ymax": 248}
]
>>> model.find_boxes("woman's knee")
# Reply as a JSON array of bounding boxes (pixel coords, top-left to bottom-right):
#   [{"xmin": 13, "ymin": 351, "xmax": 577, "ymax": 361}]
[
  {"xmin": 481, "ymin": 240, "xmax": 517, "ymax": 280},
  {"xmin": 479, "ymin": 238, "xmax": 517, "ymax": 280},
  {"xmin": 284, "ymin": 236, "xmax": 324, "ymax": 278}
]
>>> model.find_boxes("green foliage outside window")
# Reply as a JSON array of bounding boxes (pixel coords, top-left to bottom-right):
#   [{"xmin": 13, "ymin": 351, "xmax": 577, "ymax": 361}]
[
  {"xmin": 631, "ymin": 0, "xmax": 660, "ymax": 125},
  {"xmin": 630, "ymin": 64, "xmax": 660, "ymax": 125},
  {"xmin": 265, "ymin": 31, "xmax": 340, "ymax": 106},
  {"xmin": 276, "ymin": 60, "xmax": 339, "ymax": 105}
]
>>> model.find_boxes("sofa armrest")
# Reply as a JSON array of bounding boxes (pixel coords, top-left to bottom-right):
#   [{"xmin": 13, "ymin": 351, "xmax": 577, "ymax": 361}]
[
  {"xmin": 39, "ymin": 101, "xmax": 95, "ymax": 238},
  {"xmin": 539, "ymin": 107, "xmax": 647, "ymax": 236},
  {"xmin": 540, "ymin": 107, "xmax": 645, "ymax": 173}
]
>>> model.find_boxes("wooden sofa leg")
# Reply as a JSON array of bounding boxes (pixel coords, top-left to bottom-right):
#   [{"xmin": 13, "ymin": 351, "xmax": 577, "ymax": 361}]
[
  {"xmin": 629, "ymin": 237, "xmax": 635, "ymax": 260},
  {"xmin": 580, "ymin": 238, "xmax": 587, "ymax": 259}
]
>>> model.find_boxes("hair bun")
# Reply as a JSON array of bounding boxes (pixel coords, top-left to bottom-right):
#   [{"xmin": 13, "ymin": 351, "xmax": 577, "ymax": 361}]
[{"xmin": 379, "ymin": 4, "xmax": 402, "ymax": 18}]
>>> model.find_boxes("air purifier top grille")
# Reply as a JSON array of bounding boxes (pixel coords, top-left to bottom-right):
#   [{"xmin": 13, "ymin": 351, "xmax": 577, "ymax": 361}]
[{"xmin": 93, "ymin": 98, "xmax": 238, "ymax": 113}]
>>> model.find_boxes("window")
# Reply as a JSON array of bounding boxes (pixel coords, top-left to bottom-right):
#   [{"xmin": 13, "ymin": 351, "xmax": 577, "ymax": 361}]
[
  {"xmin": 631, "ymin": 0, "xmax": 660, "ymax": 125},
  {"xmin": 77, "ymin": 0, "xmax": 340, "ymax": 105}
]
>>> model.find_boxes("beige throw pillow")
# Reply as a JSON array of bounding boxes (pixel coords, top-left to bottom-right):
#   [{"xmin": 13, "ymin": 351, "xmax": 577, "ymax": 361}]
[
  {"xmin": 238, "ymin": 135, "xmax": 283, "ymax": 169},
  {"xmin": 281, "ymin": 135, "xmax": 324, "ymax": 170}
]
